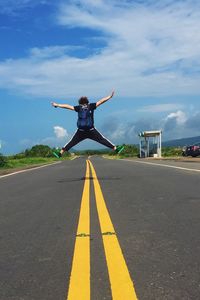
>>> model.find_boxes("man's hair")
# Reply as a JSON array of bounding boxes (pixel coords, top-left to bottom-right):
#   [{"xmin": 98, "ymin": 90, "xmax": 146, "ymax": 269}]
[{"xmin": 78, "ymin": 96, "xmax": 89, "ymax": 105}]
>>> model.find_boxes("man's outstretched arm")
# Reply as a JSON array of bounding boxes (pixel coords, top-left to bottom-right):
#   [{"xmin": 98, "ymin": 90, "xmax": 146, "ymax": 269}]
[
  {"xmin": 96, "ymin": 90, "xmax": 115, "ymax": 107},
  {"xmin": 51, "ymin": 102, "xmax": 74, "ymax": 111}
]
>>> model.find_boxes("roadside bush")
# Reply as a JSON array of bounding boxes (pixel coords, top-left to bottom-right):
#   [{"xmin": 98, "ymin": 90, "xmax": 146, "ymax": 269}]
[
  {"xmin": 0, "ymin": 153, "xmax": 8, "ymax": 167},
  {"xmin": 162, "ymin": 147, "xmax": 183, "ymax": 157},
  {"xmin": 75, "ymin": 149, "xmax": 109, "ymax": 156},
  {"xmin": 11, "ymin": 152, "xmax": 26, "ymax": 159},
  {"xmin": 109, "ymin": 144, "xmax": 139, "ymax": 157},
  {"xmin": 25, "ymin": 145, "xmax": 53, "ymax": 157}
]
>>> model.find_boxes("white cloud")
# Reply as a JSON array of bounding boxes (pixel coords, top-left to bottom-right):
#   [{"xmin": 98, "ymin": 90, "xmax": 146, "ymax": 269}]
[
  {"xmin": 0, "ymin": 0, "xmax": 200, "ymax": 97},
  {"xmin": 138, "ymin": 104, "xmax": 184, "ymax": 113},
  {"xmin": 30, "ymin": 46, "xmax": 71, "ymax": 60},
  {"xmin": 53, "ymin": 126, "xmax": 68, "ymax": 139},
  {"xmin": 165, "ymin": 110, "xmax": 187, "ymax": 125},
  {"xmin": 108, "ymin": 123, "xmax": 130, "ymax": 142},
  {"xmin": 101, "ymin": 118, "xmax": 138, "ymax": 144},
  {"xmin": 101, "ymin": 107, "xmax": 194, "ymax": 144},
  {"xmin": 0, "ymin": 139, "xmax": 6, "ymax": 150}
]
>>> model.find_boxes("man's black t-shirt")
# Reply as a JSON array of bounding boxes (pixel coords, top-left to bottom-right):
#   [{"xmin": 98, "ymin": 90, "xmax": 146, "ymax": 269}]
[{"xmin": 74, "ymin": 103, "xmax": 97, "ymax": 129}]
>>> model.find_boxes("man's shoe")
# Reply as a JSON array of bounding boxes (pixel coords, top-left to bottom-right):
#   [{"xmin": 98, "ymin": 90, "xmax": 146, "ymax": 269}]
[
  {"xmin": 53, "ymin": 150, "xmax": 62, "ymax": 158},
  {"xmin": 115, "ymin": 145, "xmax": 125, "ymax": 154}
]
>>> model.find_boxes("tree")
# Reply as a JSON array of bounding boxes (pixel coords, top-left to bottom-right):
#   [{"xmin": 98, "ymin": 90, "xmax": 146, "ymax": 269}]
[
  {"xmin": 0, "ymin": 153, "xmax": 7, "ymax": 167},
  {"xmin": 25, "ymin": 145, "xmax": 53, "ymax": 157}
]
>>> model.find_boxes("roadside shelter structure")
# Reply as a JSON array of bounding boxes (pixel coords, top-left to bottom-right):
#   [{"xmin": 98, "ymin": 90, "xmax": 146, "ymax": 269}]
[{"xmin": 138, "ymin": 130, "xmax": 162, "ymax": 158}]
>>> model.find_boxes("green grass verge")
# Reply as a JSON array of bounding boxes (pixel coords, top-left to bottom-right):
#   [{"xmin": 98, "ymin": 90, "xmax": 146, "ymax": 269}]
[{"xmin": 0, "ymin": 157, "xmax": 70, "ymax": 170}]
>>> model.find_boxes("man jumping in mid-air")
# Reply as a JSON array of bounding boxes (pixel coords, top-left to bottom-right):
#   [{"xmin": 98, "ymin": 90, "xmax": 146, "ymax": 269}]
[{"xmin": 51, "ymin": 90, "xmax": 124, "ymax": 158}]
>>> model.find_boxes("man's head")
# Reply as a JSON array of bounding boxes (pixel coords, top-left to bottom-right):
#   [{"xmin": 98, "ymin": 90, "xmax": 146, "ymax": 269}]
[{"xmin": 78, "ymin": 96, "xmax": 89, "ymax": 105}]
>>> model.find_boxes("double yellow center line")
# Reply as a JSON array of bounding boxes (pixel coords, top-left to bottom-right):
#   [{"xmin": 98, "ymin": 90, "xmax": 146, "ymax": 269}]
[{"xmin": 67, "ymin": 160, "xmax": 138, "ymax": 300}]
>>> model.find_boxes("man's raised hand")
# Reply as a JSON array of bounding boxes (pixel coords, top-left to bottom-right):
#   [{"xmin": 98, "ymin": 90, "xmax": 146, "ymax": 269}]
[
  {"xmin": 51, "ymin": 101, "xmax": 58, "ymax": 108},
  {"xmin": 110, "ymin": 90, "xmax": 115, "ymax": 98}
]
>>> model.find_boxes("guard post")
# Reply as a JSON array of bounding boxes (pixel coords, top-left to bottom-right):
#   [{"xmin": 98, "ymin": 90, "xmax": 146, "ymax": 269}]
[{"xmin": 138, "ymin": 130, "xmax": 162, "ymax": 158}]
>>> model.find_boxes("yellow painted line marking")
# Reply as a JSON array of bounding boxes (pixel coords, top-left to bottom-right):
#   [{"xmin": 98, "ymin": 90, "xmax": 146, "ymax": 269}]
[
  {"xmin": 88, "ymin": 160, "xmax": 138, "ymax": 300},
  {"xmin": 67, "ymin": 160, "xmax": 90, "ymax": 300}
]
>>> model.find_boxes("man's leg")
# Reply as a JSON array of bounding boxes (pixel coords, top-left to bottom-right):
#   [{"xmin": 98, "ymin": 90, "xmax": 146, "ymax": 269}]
[
  {"xmin": 88, "ymin": 128, "xmax": 116, "ymax": 149},
  {"xmin": 52, "ymin": 130, "xmax": 86, "ymax": 157},
  {"xmin": 61, "ymin": 130, "xmax": 87, "ymax": 154}
]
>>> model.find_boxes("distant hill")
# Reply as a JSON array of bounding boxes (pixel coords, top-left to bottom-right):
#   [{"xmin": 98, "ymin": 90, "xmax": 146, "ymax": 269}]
[{"xmin": 163, "ymin": 136, "xmax": 200, "ymax": 147}]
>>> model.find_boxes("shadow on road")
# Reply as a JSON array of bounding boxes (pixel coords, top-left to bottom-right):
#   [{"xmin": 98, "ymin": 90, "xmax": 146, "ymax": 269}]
[{"xmin": 57, "ymin": 176, "xmax": 121, "ymax": 183}]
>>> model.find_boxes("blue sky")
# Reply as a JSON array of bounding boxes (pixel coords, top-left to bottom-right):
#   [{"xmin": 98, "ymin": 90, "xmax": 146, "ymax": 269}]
[{"xmin": 1, "ymin": 0, "xmax": 200, "ymax": 154}]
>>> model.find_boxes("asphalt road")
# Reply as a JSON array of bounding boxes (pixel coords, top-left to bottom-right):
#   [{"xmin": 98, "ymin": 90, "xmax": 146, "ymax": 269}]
[{"xmin": 1, "ymin": 156, "xmax": 200, "ymax": 300}]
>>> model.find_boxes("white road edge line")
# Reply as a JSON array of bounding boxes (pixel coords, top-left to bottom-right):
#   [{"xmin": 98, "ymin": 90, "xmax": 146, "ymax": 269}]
[
  {"xmin": 71, "ymin": 156, "xmax": 79, "ymax": 160},
  {"xmin": 0, "ymin": 161, "xmax": 61, "ymax": 179},
  {"xmin": 122, "ymin": 159, "xmax": 200, "ymax": 173}
]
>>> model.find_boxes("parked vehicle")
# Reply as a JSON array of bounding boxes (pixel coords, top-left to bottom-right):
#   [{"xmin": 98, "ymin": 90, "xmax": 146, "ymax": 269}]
[{"xmin": 182, "ymin": 143, "xmax": 200, "ymax": 157}]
